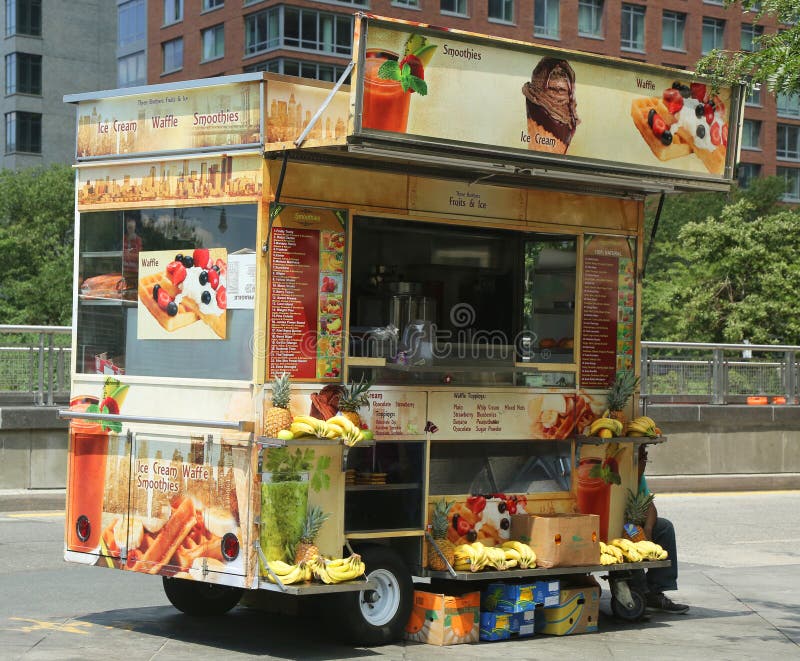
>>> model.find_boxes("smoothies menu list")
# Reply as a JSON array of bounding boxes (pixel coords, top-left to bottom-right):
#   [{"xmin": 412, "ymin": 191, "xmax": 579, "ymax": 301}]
[
  {"xmin": 579, "ymin": 235, "xmax": 636, "ymax": 388},
  {"xmin": 268, "ymin": 206, "xmax": 345, "ymax": 380}
]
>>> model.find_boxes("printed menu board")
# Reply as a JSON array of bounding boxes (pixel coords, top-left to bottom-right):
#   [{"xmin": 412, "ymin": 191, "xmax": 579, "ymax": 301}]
[
  {"xmin": 268, "ymin": 205, "xmax": 346, "ymax": 381},
  {"xmin": 361, "ymin": 389, "xmax": 428, "ymax": 436},
  {"xmin": 579, "ymin": 235, "xmax": 636, "ymax": 388}
]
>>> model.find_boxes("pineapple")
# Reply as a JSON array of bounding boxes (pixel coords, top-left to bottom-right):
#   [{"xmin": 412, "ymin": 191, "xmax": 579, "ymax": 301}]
[
  {"xmin": 338, "ymin": 376, "xmax": 372, "ymax": 427},
  {"xmin": 606, "ymin": 370, "xmax": 640, "ymax": 432},
  {"xmin": 427, "ymin": 499, "xmax": 455, "ymax": 571},
  {"xmin": 294, "ymin": 505, "xmax": 330, "ymax": 564},
  {"xmin": 623, "ymin": 488, "xmax": 654, "ymax": 542},
  {"xmin": 263, "ymin": 373, "xmax": 293, "ymax": 437}
]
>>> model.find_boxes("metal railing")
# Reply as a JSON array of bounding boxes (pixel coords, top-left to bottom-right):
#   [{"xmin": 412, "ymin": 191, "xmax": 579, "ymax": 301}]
[
  {"xmin": 0, "ymin": 325, "xmax": 71, "ymax": 405},
  {"xmin": 641, "ymin": 341, "xmax": 800, "ymax": 405}
]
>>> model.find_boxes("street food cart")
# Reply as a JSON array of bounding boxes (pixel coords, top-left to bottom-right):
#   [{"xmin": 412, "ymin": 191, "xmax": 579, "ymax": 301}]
[{"xmin": 61, "ymin": 13, "xmax": 741, "ymax": 645}]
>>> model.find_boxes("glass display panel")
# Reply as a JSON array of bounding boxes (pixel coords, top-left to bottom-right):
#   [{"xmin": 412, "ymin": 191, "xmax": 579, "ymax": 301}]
[{"xmin": 76, "ymin": 204, "xmax": 257, "ymax": 379}]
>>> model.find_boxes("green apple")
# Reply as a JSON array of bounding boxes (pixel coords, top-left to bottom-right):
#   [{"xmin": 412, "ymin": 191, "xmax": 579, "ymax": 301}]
[
  {"xmin": 360, "ymin": 430, "xmax": 374, "ymax": 441},
  {"xmin": 276, "ymin": 429, "xmax": 294, "ymax": 441}
]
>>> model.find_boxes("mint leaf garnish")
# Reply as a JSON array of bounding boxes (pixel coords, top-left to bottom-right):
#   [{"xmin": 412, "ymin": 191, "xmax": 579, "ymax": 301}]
[
  {"xmin": 409, "ymin": 76, "xmax": 427, "ymax": 95},
  {"xmin": 377, "ymin": 60, "xmax": 401, "ymax": 81},
  {"xmin": 86, "ymin": 404, "xmax": 100, "ymax": 414}
]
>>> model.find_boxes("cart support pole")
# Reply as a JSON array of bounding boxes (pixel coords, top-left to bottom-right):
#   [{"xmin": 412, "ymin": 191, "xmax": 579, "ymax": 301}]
[
  {"xmin": 254, "ymin": 540, "xmax": 287, "ymax": 591},
  {"xmin": 294, "ymin": 61, "xmax": 355, "ymax": 149}
]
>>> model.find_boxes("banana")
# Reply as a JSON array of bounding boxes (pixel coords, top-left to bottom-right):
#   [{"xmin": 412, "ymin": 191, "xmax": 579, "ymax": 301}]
[
  {"xmin": 289, "ymin": 421, "xmax": 315, "ymax": 437},
  {"xmin": 266, "ymin": 560, "xmax": 297, "ymax": 576},
  {"xmin": 600, "ymin": 553, "xmax": 618, "ymax": 565},
  {"xmin": 265, "ymin": 562, "xmax": 305, "ymax": 584},
  {"xmin": 500, "ymin": 541, "xmax": 536, "ymax": 569},
  {"xmin": 628, "ymin": 416, "xmax": 660, "ymax": 438},
  {"xmin": 341, "ymin": 426, "xmax": 364, "ymax": 447},
  {"xmin": 589, "ymin": 417, "xmax": 624, "ymax": 437}
]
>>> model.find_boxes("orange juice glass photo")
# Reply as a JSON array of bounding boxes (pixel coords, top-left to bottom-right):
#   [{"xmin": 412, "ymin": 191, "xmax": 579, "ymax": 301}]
[
  {"xmin": 362, "ymin": 50, "xmax": 411, "ymax": 133},
  {"xmin": 66, "ymin": 396, "xmax": 109, "ymax": 553},
  {"xmin": 575, "ymin": 457, "xmax": 611, "ymax": 542}
]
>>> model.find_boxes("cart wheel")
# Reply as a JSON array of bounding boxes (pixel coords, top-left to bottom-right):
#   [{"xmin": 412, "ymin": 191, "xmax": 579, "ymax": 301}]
[
  {"xmin": 611, "ymin": 587, "xmax": 646, "ymax": 621},
  {"xmin": 162, "ymin": 576, "xmax": 243, "ymax": 616},
  {"xmin": 334, "ymin": 546, "xmax": 414, "ymax": 645}
]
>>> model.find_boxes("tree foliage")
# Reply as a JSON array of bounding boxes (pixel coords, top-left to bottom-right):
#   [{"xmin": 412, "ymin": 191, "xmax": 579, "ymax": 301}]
[
  {"xmin": 0, "ymin": 164, "xmax": 74, "ymax": 325},
  {"xmin": 641, "ymin": 177, "xmax": 800, "ymax": 344},
  {"xmin": 696, "ymin": 1, "xmax": 800, "ymax": 95}
]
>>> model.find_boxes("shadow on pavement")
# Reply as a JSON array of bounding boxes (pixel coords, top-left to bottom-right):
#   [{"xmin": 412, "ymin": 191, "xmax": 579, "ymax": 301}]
[{"xmin": 78, "ymin": 603, "xmax": 381, "ymax": 659}]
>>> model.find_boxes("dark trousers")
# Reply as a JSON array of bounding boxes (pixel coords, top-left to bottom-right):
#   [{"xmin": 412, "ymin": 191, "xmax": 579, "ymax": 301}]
[{"xmin": 630, "ymin": 517, "xmax": 679, "ymax": 593}]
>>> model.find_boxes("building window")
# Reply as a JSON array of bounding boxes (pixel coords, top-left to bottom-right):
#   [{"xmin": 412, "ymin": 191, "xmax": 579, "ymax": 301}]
[
  {"xmin": 202, "ymin": 24, "xmax": 225, "ymax": 62},
  {"xmin": 441, "ymin": 0, "xmax": 468, "ymax": 16},
  {"xmin": 777, "ymin": 93, "xmax": 800, "ymax": 118},
  {"xmin": 247, "ymin": 7, "xmax": 352, "ymax": 56},
  {"xmin": 621, "ymin": 4, "xmax": 645, "ymax": 52},
  {"xmin": 5, "ymin": 52, "xmax": 41, "ymax": 95},
  {"xmin": 5, "ymin": 111, "xmax": 41, "ymax": 153},
  {"xmin": 393, "ymin": 0, "xmax": 420, "ymax": 7},
  {"xmin": 737, "ymin": 163, "xmax": 761, "ymax": 189},
  {"xmin": 330, "ymin": 0, "xmax": 367, "ymax": 4},
  {"xmin": 202, "ymin": 0, "xmax": 223, "ymax": 10},
  {"xmin": 777, "ymin": 125, "xmax": 800, "ymax": 161},
  {"xmin": 163, "ymin": 0, "xmax": 183, "ymax": 25},
  {"xmin": 245, "ymin": 57, "xmax": 351, "ymax": 84},
  {"xmin": 118, "ymin": 51, "xmax": 146, "ymax": 87},
  {"xmin": 5, "ymin": 0, "xmax": 41, "ymax": 37},
  {"xmin": 703, "ymin": 0, "xmax": 724, "ymax": 4},
  {"xmin": 118, "ymin": 0, "xmax": 146, "ymax": 47},
  {"xmin": 578, "ymin": 0, "xmax": 603, "ymax": 38},
  {"xmin": 162, "ymin": 38, "xmax": 183, "ymax": 73},
  {"xmin": 489, "ymin": 0, "xmax": 514, "ymax": 23},
  {"xmin": 702, "ymin": 17, "xmax": 725, "ymax": 54},
  {"xmin": 745, "ymin": 85, "xmax": 761, "ymax": 106},
  {"xmin": 778, "ymin": 167, "xmax": 800, "ymax": 201},
  {"xmin": 740, "ymin": 24, "xmax": 763, "ymax": 52},
  {"xmin": 741, "ymin": 119, "xmax": 761, "ymax": 150},
  {"xmin": 535, "ymin": 0, "xmax": 559, "ymax": 39},
  {"xmin": 662, "ymin": 11, "xmax": 686, "ymax": 51}
]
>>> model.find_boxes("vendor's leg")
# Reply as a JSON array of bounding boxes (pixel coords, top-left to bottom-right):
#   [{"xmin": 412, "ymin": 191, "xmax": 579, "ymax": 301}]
[{"xmin": 647, "ymin": 517, "xmax": 678, "ymax": 592}]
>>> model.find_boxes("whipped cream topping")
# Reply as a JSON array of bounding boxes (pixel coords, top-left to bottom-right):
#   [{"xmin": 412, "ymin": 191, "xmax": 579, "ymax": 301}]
[
  {"xmin": 671, "ymin": 99, "xmax": 725, "ymax": 152},
  {"xmin": 175, "ymin": 266, "xmax": 224, "ymax": 316}
]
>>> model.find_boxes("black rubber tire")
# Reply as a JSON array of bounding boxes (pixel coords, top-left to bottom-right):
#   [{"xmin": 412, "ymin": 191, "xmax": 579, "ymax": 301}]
[
  {"xmin": 611, "ymin": 587, "xmax": 647, "ymax": 621},
  {"xmin": 334, "ymin": 546, "xmax": 414, "ymax": 645},
  {"xmin": 162, "ymin": 576, "xmax": 244, "ymax": 616}
]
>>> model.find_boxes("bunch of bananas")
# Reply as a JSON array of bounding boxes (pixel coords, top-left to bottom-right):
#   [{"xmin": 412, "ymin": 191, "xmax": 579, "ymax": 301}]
[
  {"xmin": 589, "ymin": 416, "xmax": 624, "ymax": 438},
  {"xmin": 309, "ymin": 553, "xmax": 366, "ymax": 584},
  {"xmin": 501, "ymin": 541, "xmax": 537, "ymax": 569},
  {"xmin": 599, "ymin": 541, "xmax": 625, "ymax": 565},
  {"xmin": 264, "ymin": 559, "xmax": 313, "ymax": 584},
  {"xmin": 288, "ymin": 415, "xmax": 366, "ymax": 445},
  {"xmin": 454, "ymin": 542, "xmax": 489, "ymax": 572},
  {"xmin": 627, "ymin": 416, "xmax": 661, "ymax": 438},
  {"xmin": 603, "ymin": 538, "xmax": 667, "ymax": 562},
  {"xmin": 453, "ymin": 541, "xmax": 538, "ymax": 572}
]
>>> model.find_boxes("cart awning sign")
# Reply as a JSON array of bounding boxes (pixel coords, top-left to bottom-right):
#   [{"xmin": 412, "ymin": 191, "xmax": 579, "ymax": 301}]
[
  {"xmin": 71, "ymin": 79, "xmax": 262, "ymax": 159},
  {"xmin": 352, "ymin": 15, "xmax": 741, "ymax": 183}
]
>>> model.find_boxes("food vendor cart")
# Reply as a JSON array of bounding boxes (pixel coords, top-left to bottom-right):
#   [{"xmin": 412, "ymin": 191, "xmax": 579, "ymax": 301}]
[{"xmin": 61, "ymin": 13, "xmax": 742, "ymax": 646}]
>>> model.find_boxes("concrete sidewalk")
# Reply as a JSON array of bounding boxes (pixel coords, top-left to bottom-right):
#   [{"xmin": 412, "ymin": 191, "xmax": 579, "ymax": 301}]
[{"xmin": 0, "ymin": 488, "xmax": 65, "ymax": 512}]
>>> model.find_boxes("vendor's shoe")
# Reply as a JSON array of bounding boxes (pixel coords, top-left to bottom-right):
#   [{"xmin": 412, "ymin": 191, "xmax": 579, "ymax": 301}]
[{"xmin": 646, "ymin": 592, "xmax": 689, "ymax": 614}]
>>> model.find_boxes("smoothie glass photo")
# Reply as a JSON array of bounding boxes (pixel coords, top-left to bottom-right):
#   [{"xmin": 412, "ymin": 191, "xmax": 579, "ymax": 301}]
[
  {"xmin": 66, "ymin": 396, "xmax": 109, "ymax": 553},
  {"xmin": 576, "ymin": 457, "xmax": 611, "ymax": 542},
  {"xmin": 260, "ymin": 471, "xmax": 309, "ymax": 561},
  {"xmin": 362, "ymin": 50, "xmax": 411, "ymax": 133}
]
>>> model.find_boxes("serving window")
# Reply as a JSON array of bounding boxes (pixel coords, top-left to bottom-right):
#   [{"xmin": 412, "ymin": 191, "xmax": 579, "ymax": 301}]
[
  {"xmin": 76, "ymin": 204, "xmax": 257, "ymax": 380},
  {"xmin": 348, "ymin": 217, "xmax": 577, "ymax": 386}
]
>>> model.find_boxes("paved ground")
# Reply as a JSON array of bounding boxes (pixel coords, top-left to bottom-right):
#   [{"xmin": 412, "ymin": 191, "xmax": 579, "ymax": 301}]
[{"xmin": 1, "ymin": 491, "xmax": 798, "ymax": 659}]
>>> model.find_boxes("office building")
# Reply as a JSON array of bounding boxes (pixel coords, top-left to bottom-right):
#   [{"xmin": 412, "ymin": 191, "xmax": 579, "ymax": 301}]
[
  {"xmin": 2, "ymin": 0, "xmax": 116, "ymax": 169},
  {"xmin": 146, "ymin": 1, "xmax": 798, "ymax": 201}
]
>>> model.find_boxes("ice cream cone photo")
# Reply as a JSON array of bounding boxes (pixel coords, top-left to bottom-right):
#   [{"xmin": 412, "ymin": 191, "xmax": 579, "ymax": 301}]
[{"xmin": 522, "ymin": 57, "xmax": 579, "ymax": 154}]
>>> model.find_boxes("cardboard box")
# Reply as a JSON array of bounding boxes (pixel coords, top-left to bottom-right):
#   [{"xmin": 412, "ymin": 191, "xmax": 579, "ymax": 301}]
[
  {"xmin": 539, "ymin": 577, "xmax": 601, "ymax": 636},
  {"xmin": 479, "ymin": 611, "xmax": 512, "ymax": 641},
  {"xmin": 405, "ymin": 590, "xmax": 480, "ymax": 646},
  {"xmin": 482, "ymin": 580, "xmax": 560, "ymax": 612},
  {"xmin": 533, "ymin": 579, "xmax": 560, "ymax": 607},
  {"xmin": 511, "ymin": 513, "xmax": 600, "ymax": 568},
  {"xmin": 480, "ymin": 610, "xmax": 536, "ymax": 641}
]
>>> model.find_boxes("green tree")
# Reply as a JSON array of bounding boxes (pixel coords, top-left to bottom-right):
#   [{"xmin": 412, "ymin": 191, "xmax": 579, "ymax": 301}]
[
  {"xmin": 0, "ymin": 164, "xmax": 74, "ymax": 325},
  {"xmin": 641, "ymin": 177, "xmax": 785, "ymax": 341},
  {"xmin": 696, "ymin": 1, "xmax": 800, "ymax": 95},
  {"xmin": 642, "ymin": 177, "xmax": 800, "ymax": 343}
]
